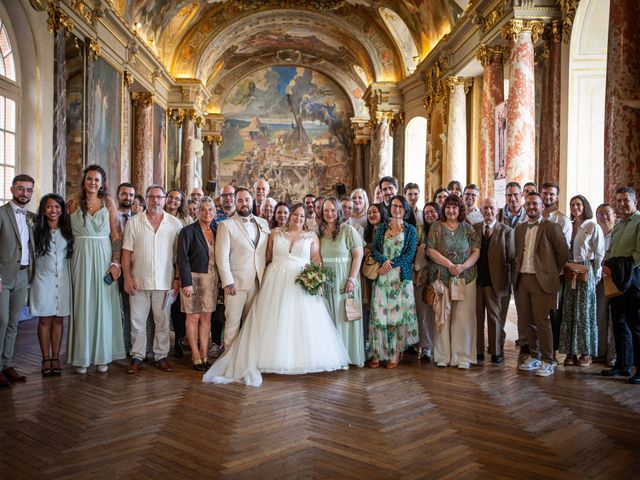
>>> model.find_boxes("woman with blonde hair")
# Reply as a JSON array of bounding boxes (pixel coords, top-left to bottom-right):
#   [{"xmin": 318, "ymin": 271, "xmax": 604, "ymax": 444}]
[{"xmin": 350, "ymin": 188, "xmax": 369, "ymax": 233}]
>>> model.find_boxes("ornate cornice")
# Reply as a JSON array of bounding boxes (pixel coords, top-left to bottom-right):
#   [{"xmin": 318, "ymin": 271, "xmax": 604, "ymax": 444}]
[
  {"xmin": 476, "ymin": 45, "xmax": 510, "ymax": 67},
  {"xmin": 557, "ymin": 0, "xmax": 581, "ymax": 42},
  {"xmin": 222, "ymin": 0, "xmax": 348, "ymax": 12},
  {"xmin": 47, "ymin": 3, "xmax": 74, "ymax": 35},
  {"xmin": 132, "ymin": 92, "xmax": 156, "ymax": 108},
  {"xmin": 350, "ymin": 118, "xmax": 371, "ymax": 144},
  {"xmin": 472, "ymin": 0, "xmax": 508, "ymax": 33},
  {"xmin": 68, "ymin": 0, "xmax": 103, "ymax": 27},
  {"xmin": 364, "ymin": 83, "xmax": 401, "ymax": 126},
  {"xmin": 444, "ymin": 77, "xmax": 474, "ymax": 94},
  {"xmin": 501, "ymin": 19, "xmax": 546, "ymax": 44}
]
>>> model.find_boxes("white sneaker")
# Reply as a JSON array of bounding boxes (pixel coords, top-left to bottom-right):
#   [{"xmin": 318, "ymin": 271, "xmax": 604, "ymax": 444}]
[
  {"xmin": 436, "ymin": 362, "xmax": 448, "ymax": 367},
  {"xmin": 96, "ymin": 365, "xmax": 108, "ymax": 373},
  {"xmin": 457, "ymin": 362, "xmax": 470, "ymax": 370},
  {"xmin": 518, "ymin": 357, "xmax": 542, "ymax": 371},
  {"xmin": 535, "ymin": 361, "xmax": 554, "ymax": 377},
  {"xmin": 75, "ymin": 367, "xmax": 87, "ymax": 375},
  {"xmin": 208, "ymin": 343, "xmax": 222, "ymax": 358}
]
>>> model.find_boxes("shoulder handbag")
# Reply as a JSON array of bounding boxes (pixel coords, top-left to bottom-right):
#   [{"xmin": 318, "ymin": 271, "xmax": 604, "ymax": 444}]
[
  {"xmin": 362, "ymin": 253, "xmax": 380, "ymax": 280},
  {"xmin": 564, "ymin": 263, "xmax": 589, "ymax": 283},
  {"xmin": 603, "ymin": 274, "xmax": 623, "ymax": 299}
]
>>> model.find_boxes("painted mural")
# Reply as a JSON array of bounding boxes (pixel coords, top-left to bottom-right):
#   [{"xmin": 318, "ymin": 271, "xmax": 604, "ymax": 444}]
[
  {"xmin": 64, "ymin": 34, "xmax": 84, "ymax": 198},
  {"xmin": 220, "ymin": 66, "xmax": 353, "ymax": 200},
  {"xmin": 87, "ymin": 57, "xmax": 122, "ymax": 190}
]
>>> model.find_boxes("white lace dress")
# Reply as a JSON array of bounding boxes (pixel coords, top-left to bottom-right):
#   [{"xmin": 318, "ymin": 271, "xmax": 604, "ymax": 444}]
[{"xmin": 202, "ymin": 230, "xmax": 350, "ymax": 387}]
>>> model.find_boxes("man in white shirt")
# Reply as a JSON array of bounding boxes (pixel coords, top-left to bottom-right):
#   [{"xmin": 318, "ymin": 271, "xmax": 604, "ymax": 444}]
[
  {"xmin": 404, "ymin": 182, "xmax": 423, "ymax": 228},
  {"xmin": 252, "ymin": 179, "xmax": 270, "ymax": 217},
  {"xmin": 122, "ymin": 185, "xmax": 182, "ymax": 374},
  {"xmin": 463, "ymin": 184, "xmax": 483, "ymax": 225},
  {"xmin": 497, "ymin": 181, "xmax": 527, "ymax": 228},
  {"xmin": 0, "ymin": 174, "xmax": 35, "ymax": 387}
]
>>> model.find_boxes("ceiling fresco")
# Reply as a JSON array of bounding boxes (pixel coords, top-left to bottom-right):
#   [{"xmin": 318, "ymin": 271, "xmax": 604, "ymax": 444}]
[{"xmin": 108, "ymin": 0, "xmax": 464, "ymax": 115}]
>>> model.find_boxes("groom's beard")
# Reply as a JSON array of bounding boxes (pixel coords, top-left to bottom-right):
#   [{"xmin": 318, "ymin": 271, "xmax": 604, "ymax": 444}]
[{"xmin": 237, "ymin": 205, "xmax": 251, "ymax": 217}]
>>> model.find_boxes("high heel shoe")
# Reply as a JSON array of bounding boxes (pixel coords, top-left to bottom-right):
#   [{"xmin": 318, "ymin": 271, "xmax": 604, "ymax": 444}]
[
  {"xmin": 192, "ymin": 359, "xmax": 205, "ymax": 371},
  {"xmin": 50, "ymin": 358, "xmax": 62, "ymax": 376},
  {"xmin": 41, "ymin": 358, "xmax": 52, "ymax": 377}
]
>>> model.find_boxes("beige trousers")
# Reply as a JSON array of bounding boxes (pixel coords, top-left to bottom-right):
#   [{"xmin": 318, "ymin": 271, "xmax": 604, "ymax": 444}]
[
  {"xmin": 434, "ymin": 279, "xmax": 477, "ymax": 366},
  {"xmin": 223, "ymin": 279, "xmax": 259, "ymax": 349}
]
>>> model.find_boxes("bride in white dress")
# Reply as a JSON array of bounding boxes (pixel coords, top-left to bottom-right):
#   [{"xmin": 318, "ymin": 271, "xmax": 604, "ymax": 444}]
[{"xmin": 202, "ymin": 204, "xmax": 350, "ymax": 387}]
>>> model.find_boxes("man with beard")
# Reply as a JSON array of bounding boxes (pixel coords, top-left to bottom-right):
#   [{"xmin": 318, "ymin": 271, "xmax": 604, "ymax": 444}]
[
  {"xmin": 115, "ymin": 182, "xmax": 136, "ymax": 357},
  {"xmin": 540, "ymin": 182, "xmax": 571, "ymax": 360},
  {"xmin": 215, "ymin": 188, "xmax": 270, "ymax": 348},
  {"xmin": 514, "ymin": 192, "xmax": 568, "ymax": 377},
  {"xmin": 304, "ymin": 194, "xmax": 318, "ymax": 233},
  {"xmin": 252, "ymin": 179, "xmax": 270, "ymax": 217},
  {"xmin": 216, "ymin": 184, "xmax": 236, "ymax": 222},
  {"xmin": 0, "ymin": 174, "xmax": 36, "ymax": 387},
  {"xmin": 379, "ymin": 176, "xmax": 398, "ymax": 212}
]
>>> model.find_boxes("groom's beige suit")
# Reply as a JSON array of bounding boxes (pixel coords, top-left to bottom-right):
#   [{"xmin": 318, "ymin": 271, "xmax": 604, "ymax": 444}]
[{"xmin": 215, "ymin": 214, "xmax": 270, "ymax": 348}]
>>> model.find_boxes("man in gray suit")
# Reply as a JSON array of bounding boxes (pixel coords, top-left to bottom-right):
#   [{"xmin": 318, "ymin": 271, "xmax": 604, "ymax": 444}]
[
  {"xmin": 514, "ymin": 192, "xmax": 569, "ymax": 377},
  {"xmin": 474, "ymin": 198, "xmax": 515, "ymax": 364},
  {"xmin": 0, "ymin": 174, "xmax": 35, "ymax": 387}
]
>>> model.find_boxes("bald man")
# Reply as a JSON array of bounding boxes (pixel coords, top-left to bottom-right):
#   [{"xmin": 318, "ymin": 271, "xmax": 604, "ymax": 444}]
[
  {"xmin": 252, "ymin": 179, "xmax": 270, "ymax": 217},
  {"xmin": 474, "ymin": 198, "xmax": 515, "ymax": 363}
]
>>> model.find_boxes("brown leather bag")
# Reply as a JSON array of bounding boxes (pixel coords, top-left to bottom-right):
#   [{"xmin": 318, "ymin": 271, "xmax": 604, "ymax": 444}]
[
  {"xmin": 564, "ymin": 263, "xmax": 589, "ymax": 283},
  {"xmin": 422, "ymin": 284, "xmax": 435, "ymax": 305}
]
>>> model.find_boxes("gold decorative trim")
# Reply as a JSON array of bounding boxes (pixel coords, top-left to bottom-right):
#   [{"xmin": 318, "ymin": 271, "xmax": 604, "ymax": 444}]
[
  {"xmin": 501, "ymin": 20, "xmax": 546, "ymax": 44},
  {"xmin": 69, "ymin": 0, "xmax": 103, "ymax": 26},
  {"xmin": 211, "ymin": 134, "xmax": 222, "ymax": 145},
  {"xmin": 29, "ymin": 0, "xmax": 47, "ymax": 12},
  {"xmin": 47, "ymin": 3, "xmax": 74, "ymax": 34},
  {"xmin": 131, "ymin": 92, "xmax": 156, "ymax": 108},
  {"xmin": 473, "ymin": 0, "xmax": 508, "ymax": 33},
  {"xmin": 87, "ymin": 38, "xmax": 101, "ymax": 60},
  {"xmin": 444, "ymin": 77, "xmax": 474, "ymax": 94},
  {"xmin": 548, "ymin": 19, "xmax": 563, "ymax": 44},
  {"xmin": 557, "ymin": 0, "xmax": 581, "ymax": 42},
  {"xmin": 476, "ymin": 45, "xmax": 509, "ymax": 67},
  {"xmin": 123, "ymin": 71, "xmax": 134, "ymax": 89}
]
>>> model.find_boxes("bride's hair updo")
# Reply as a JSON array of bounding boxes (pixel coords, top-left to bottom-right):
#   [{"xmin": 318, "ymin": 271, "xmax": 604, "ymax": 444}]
[{"xmin": 285, "ymin": 203, "xmax": 307, "ymax": 230}]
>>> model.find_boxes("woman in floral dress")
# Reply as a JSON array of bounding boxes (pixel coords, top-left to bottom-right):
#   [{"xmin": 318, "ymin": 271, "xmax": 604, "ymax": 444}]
[{"xmin": 368, "ymin": 195, "xmax": 419, "ymax": 368}]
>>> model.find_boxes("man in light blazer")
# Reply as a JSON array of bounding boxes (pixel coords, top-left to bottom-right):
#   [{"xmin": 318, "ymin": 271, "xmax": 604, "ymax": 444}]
[
  {"xmin": 474, "ymin": 198, "xmax": 515, "ymax": 364},
  {"xmin": 514, "ymin": 192, "xmax": 569, "ymax": 377},
  {"xmin": 215, "ymin": 187, "xmax": 270, "ymax": 349},
  {"xmin": 0, "ymin": 174, "xmax": 36, "ymax": 387}
]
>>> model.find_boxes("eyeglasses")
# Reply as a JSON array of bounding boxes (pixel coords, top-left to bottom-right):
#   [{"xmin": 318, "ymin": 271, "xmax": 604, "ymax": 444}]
[
  {"xmin": 146, "ymin": 195, "xmax": 165, "ymax": 200},
  {"xmin": 14, "ymin": 186, "xmax": 34, "ymax": 193},
  {"xmin": 166, "ymin": 195, "xmax": 182, "ymax": 201},
  {"xmin": 390, "ymin": 204, "xmax": 405, "ymax": 210},
  {"xmin": 220, "ymin": 193, "xmax": 234, "ymax": 198}
]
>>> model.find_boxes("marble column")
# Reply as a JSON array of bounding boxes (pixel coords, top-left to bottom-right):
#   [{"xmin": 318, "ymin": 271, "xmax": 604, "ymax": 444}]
[
  {"xmin": 122, "ymin": 72, "xmax": 133, "ymax": 183},
  {"xmin": 52, "ymin": 29, "xmax": 66, "ymax": 196},
  {"xmin": 211, "ymin": 135, "xmax": 221, "ymax": 184},
  {"xmin": 477, "ymin": 46, "xmax": 506, "ymax": 199},
  {"xmin": 180, "ymin": 113, "xmax": 195, "ymax": 194},
  {"xmin": 445, "ymin": 77, "xmax": 472, "ymax": 185},
  {"xmin": 392, "ymin": 113, "xmax": 405, "ymax": 184},
  {"xmin": 369, "ymin": 115, "xmax": 393, "ymax": 193},
  {"xmin": 132, "ymin": 92, "xmax": 154, "ymax": 194},
  {"xmin": 604, "ymin": 0, "xmax": 640, "ymax": 199},
  {"xmin": 538, "ymin": 21, "xmax": 562, "ymax": 185},
  {"xmin": 502, "ymin": 20, "xmax": 544, "ymax": 187},
  {"xmin": 353, "ymin": 140, "xmax": 366, "ymax": 189}
]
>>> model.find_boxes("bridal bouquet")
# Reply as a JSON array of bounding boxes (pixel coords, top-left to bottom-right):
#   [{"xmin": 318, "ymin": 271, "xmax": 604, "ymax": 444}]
[{"xmin": 296, "ymin": 263, "xmax": 334, "ymax": 296}]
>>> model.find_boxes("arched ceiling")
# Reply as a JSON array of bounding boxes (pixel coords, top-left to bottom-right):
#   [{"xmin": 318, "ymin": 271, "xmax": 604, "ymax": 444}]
[{"xmin": 111, "ymin": 0, "xmax": 464, "ymax": 114}]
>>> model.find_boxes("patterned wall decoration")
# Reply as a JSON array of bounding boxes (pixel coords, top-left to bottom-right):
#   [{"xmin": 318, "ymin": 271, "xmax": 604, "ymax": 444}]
[
  {"xmin": 64, "ymin": 34, "xmax": 85, "ymax": 198},
  {"xmin": 87, "ymin": 57, "xmax": 122, "ymax": 190},
  {"xmin": 220, "ymin": 66, "xmax": 353, "ymax": 200}
]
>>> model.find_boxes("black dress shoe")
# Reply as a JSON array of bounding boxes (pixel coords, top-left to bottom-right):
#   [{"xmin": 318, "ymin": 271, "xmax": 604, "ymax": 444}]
[
  {"xmin": 601, "ymin": 367, "xmax": 633, "ymax": 377},
  {"xmin": 0, "ymin": 371, "xmax": 10, "ymax": 388},
  {"xmin": 491, "ymin": 354, "xmax": 504, "ymax": 364},
  {"xmin": 477, "ymin": 354, "xmax": 485, "ymax": 361},
  {"xmin": 625, "ymin": 375, "xmax": 640, "ymax": 384},
  {"xmin": 174, "ymin": 339, "xmax": 184, "ymax": 358}
]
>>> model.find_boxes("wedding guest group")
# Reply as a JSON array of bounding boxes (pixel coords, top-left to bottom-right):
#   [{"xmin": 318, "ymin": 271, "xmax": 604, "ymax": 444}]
[{"xmin": 2, "ymin": 168, "xmax": 640, "ymax": 389}]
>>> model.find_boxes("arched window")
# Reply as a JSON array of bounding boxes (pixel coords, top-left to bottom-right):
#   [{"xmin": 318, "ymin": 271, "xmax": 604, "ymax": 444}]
[
  {"xmin": 404, "ymin": 116, "xmax": 427, "ymax": 204},
  {"xmin": 564, "ymin": 0, "xmax": 610, "ymax": 209},
  {"xmin": 0, "ymin": 15, "xmax": 17, "ymax": 204}
]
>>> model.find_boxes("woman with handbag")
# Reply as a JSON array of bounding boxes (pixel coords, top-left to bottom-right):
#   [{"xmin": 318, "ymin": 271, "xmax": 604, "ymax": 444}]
[
  {"xmin": 560, "ymin": 195, "xmax": 604, "ymax": 367},
  {"xmin": 427, "ymin": 195, "xmax": 480, "ymax": 369},
  {"xmin": 368, "ymin": 195, "xmax": 419, "ymax": 368},
  {"xmin": 414, "ymin": 202, "xmax": 442, "ymax": 361}
]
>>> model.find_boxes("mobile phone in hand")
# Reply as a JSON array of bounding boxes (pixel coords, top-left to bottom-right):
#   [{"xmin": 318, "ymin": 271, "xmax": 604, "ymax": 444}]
[{"xmin": 104, "ymin": 272, "xmax": 114, "ymax": 285}]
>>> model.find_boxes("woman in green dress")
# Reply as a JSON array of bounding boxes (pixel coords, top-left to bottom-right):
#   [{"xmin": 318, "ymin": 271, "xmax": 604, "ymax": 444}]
[
  {"xmin": 369, "ymin": 195, "xmax": 419, "ymax": 368},
  {"xmin": 319, "ymin": 197, "xmax": 365, "ymax": 367},
  {"xmin": 67, "ymin": 165, "xmax": 125, "ymax": 374}
]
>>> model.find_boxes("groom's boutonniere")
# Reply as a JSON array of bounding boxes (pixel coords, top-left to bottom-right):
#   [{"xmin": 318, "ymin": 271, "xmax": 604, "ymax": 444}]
[{"xmin": 26, "ymin": 213, "xmax": 35, "ymax": 229}]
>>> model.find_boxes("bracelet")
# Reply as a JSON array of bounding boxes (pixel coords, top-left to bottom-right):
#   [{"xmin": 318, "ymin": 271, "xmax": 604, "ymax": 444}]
[
  {"xmin": 110, "ymin": 262, "xmax": 121, "ymax": 269},
  {"xmin": 347, "ymin": 276, "xmax": 358, "ymax": 285}
]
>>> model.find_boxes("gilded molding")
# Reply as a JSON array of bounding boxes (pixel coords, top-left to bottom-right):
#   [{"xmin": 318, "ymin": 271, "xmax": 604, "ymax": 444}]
[
  {"xmin": 224, "ymin": 0, "xmax": 348, "ymax": 12},
  {"xmin": 501, "ymin": 19, "xmax": 546, "ymax": 44},
  {"xmin": 29, "ymin": 0, "xmax": 47, "ymax": 12},
  {"xmin": 87, "ymin": 38, "xmax": 101, "ymax": 60},
  {"xmin": 123, "ymin": 71, "xmax": 134, "ymax": 89},
  {"xmin": 557, "ymin": 0, "xmax": 581, "ymax": 42},
  {"xmin": 444, "ymin": 76, "xmax": 473, "ymax": 94},
  {"xmin": 211, "ymin": 134, "xmax": 223, "ymax": 145},
  {"xmin": 47, "ymin": 3, "xmax": 74, "ymax": 35},
  {"xmin": 476, "ymin": 45, "xmax": 509, "ymax": 67},
  {"xmin": 69, "ymin": 0, "xmax": 103, "ymax": 26},
  {"xmin": 548, "ymin": 19, "xmax": 563, "ymax": 44},
  {"xmin": 473, "ymin": 0, "xmax": 508, "ymax": 33},
  {"xmin": 170, "ymin": 108, "xmax": 186, "ymax": 126},
  {"xmin": 132, "ymin": 92, "xmax": 156, "ymax": 108}
]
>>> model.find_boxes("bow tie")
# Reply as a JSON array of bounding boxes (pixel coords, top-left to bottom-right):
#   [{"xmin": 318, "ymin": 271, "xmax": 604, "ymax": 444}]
[
  {"xmin": 242, "ymin": 216, "xmax": 253, "ymax": 223},
  {"xmin": 527, "ymin": 222, "xmax": 539, "ymax": 229},
  {"xmin": 15, "ymin": 208, "xmax": 27, "ymax": 215}
]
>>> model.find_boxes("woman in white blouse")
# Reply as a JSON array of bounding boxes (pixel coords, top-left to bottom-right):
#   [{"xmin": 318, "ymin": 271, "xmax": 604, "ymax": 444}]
[{"xmin": 560, "ymin": 195, "xmax": 604, "ymax": 367}]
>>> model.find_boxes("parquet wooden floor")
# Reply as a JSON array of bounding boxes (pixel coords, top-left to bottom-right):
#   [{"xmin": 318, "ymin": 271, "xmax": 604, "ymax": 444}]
[{"xmin": 1, "ymin": 312, "xmax": 640, "ymax": 480}]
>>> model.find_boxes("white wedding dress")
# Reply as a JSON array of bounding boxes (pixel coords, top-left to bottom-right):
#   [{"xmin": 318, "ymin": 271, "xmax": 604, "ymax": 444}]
[{"xmin": 202, "ymin": 230, "xmax": 350, "ymax": 387}]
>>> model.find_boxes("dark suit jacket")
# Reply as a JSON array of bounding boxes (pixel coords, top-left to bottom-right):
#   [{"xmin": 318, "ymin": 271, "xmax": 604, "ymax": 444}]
[
  {"xmin": 514, "ymin": 219, "xmax": 569, "ymax": 294},
  {"xmin": 176, "ymin": 222, "xmax": 214, "ymax": 287},
  {"xmin": 473, "ymin": 222, "xmax": 515, "ymax": 297},
  {"xmin": 0, "ymin": 203, "xmax": 35, "ymax": 284}
]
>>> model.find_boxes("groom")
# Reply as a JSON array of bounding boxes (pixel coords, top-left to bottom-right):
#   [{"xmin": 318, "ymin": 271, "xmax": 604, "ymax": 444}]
[{"xmin": 215, "ymin": 187, "xmax": 270, "ymax": 348}]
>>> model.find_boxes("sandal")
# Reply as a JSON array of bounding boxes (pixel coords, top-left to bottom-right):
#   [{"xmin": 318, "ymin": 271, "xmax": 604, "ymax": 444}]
[
  {"xmin": 41, "ymin": 358, "xmax": 52, "ymax": 377},
  {"xmin": 50, "ymin": 358, "xmax": 62, "ymax": 376}
]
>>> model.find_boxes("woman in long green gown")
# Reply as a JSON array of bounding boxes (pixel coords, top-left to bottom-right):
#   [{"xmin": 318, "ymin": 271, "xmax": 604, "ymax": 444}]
[
  {"xmin": 319, "ymin": 197, "xmax": 365, "ymax": 367},
  {"xmin": 66, "ymin": 165, "xmax": 125, "ymax": 374}
]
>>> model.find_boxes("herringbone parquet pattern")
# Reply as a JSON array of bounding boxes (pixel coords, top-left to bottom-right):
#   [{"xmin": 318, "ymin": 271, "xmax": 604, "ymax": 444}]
[{"xmin": 1, "ymin": 314, "xmax": 640, "ymax": 480}]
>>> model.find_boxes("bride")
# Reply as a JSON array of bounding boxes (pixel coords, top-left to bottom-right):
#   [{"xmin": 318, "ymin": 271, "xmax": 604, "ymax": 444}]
[{"xmin": 202, "ymin": 203, "xmax": 350, "ymax": 386}]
